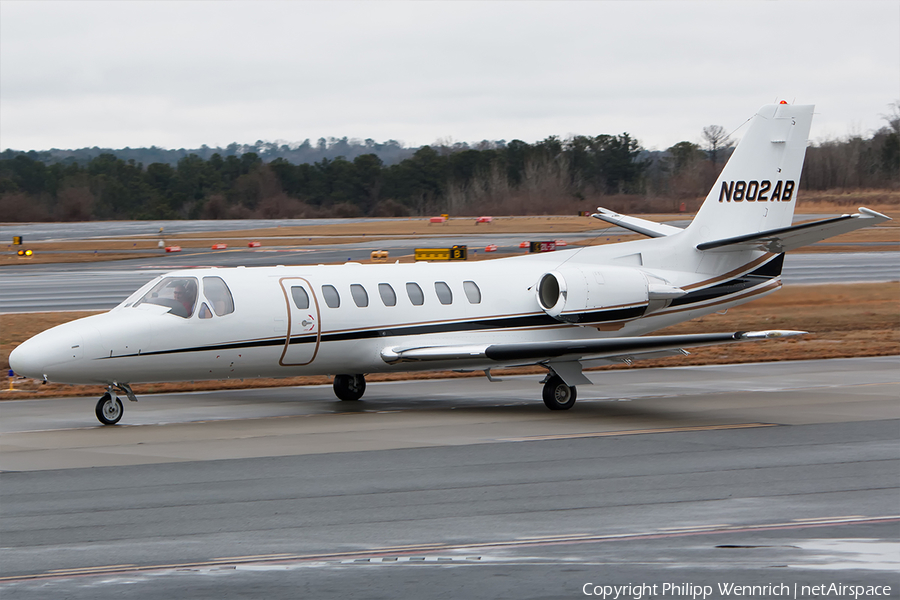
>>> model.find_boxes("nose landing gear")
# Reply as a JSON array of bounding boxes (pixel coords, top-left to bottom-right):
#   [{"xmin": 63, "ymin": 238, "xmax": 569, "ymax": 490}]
[
  {"xmin": 95, "ymin": 392, "xmax": 123, "ymax": 425},
  {"xmin": 95, "ymin": 383, "xmax": 138, "ymax": 425}
]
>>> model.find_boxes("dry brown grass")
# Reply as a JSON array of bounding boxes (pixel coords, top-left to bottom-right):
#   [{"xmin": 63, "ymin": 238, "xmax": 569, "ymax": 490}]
[
  {"xmin": 2, "ymin": 282, "xmax": 897, "ymax": 399},
  {"xmin": 795, "ymin": 189, "xmax": 900, "ymax": 214},
  {"xmin": 5, "ymin": 202, "xmax": 895, "ymax": 266},
  {"xmin": 0, "ymin": 215, "xmax": 602, "ymax": 265}
]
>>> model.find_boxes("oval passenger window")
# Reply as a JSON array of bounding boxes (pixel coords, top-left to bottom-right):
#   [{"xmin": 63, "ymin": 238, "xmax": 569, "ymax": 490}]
[
  {"xmin": 379, "ymin": 283, "xmax": 397, "ymax": 307},
  {"xmin": 350, "ymin": 284, "xmax": 369, "ymax": 307},
  {"xmin": 406, "ymin": 282, "xmax": 424, "ymax": 306},
  {"xmin": 291, "ymin": 286, "xmax": 310, "ymax": 310},
  {"xmin": 322, "ymin": 285, "xmax": 340, "ymax": 308},
  {"xmin": 434, "ymin": 281, "xmax": 452, "ymax": 305},
  {"xmin": 463, "ymin": 280, "xmax": 481, "ymax": 304}
]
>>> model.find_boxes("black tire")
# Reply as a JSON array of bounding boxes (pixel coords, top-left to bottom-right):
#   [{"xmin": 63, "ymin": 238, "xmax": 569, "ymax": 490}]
[
  {"xmin": 542, "ymin": 376, "xmax": 577, "ymax": 410},
  {"xmin": 95, "ymin": 392, "xmax": 123, "ymax": 425},
  {"xmin": 333, "ymin": 374, "xmax": 366, "ymax": 401}
]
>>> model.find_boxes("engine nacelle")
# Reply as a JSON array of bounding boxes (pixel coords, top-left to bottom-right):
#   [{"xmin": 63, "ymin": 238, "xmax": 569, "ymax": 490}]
[{"xmin": 535, "ymin": 267, "xmax": 661, "ymax": 325}]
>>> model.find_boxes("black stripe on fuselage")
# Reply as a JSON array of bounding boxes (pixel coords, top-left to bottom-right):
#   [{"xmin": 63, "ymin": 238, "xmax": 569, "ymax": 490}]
[
  {"xmin": 108, "ymin": 336, "xmax": 290, "ymax": 359},
  {"xmin": 669, "ymin": 253, "xmax": 784, "ymax": 308},
  {"xmin": 98, "ymin": 305, "xmax": 640, "ymax": 360},
  {"xmin": 99, "ymin": 256, "xmax": 783, "ymax": 360},
  {"xmin": 102, "ymin": 308, "xmax": 619, "ymax": 359},
  {"xmin": 320, "ymin": 305, "xmax": 647, "ymax": 343}
]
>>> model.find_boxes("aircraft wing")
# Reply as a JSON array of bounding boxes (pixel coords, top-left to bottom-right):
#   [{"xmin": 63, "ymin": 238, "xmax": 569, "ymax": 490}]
[
  {"xmin": 592, "ymin": 207, "xmax": 684, "ymax": 238},
  {"xmin": 381, "ymin": 330, "xmax": 805, "ymax": 366},
  {"xmin": 696, "ymin": 207, "xmax": 891, "ymax": 252}
]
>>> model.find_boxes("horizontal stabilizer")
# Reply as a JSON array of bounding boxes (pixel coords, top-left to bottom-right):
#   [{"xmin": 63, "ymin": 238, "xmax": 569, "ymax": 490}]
[
  {"xmin": 697, "ymin": 207, "xmax": 891, "ymax": 252},
  {"xmin": 592, "ymin": 207, "xmax": 684, "ymax": 238},
  {"xmin": 381, "ymin": 330, "xmax": 806, "ymax": 365}
]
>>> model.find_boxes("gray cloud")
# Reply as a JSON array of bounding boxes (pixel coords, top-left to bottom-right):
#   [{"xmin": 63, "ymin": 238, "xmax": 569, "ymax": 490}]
[{"xmin": 1, "ymin": 1, "xmax": 897, "ymax": 151}]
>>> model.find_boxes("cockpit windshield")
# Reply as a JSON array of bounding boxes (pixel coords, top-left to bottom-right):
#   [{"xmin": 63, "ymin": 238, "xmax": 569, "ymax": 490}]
[{"xmin": 134, "ymin": 277, "xmax": 199, "ymax": 318}]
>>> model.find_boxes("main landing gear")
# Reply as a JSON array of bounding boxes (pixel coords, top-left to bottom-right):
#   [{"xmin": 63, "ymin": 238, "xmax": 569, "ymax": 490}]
[
  {"xmin": 542, "ymin": 375, "xmax": 577, "ymax": 410},
  {"xmin": 333, "ymin": 374, "xmax": 366, "ymax": 401},
  {"xmin": 95, "ymin": 383, "xmax": 138, "ymax": 425}
]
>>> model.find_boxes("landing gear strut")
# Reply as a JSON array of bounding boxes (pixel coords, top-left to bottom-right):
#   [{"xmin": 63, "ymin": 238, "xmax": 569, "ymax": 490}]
[
  {"xmin": 333, "ymin": 374, "xmax": 366, "ymax": 401},
  {"xmin": 542, "ymin": 375, "xmax": 577, "ymax": 410}
]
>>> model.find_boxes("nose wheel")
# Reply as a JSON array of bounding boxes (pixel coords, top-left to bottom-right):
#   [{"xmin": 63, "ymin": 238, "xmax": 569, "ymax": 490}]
[
  {"xmin": 94, "ymin": 384, "xmax": 137, "ymax": 425},
  {"xmin": 333, "ymin": 374, "xmax": 366, "ymax": 401},
  {"xmin": 95, "ymin": 392, "xmax": 123, "ymax": 425}
]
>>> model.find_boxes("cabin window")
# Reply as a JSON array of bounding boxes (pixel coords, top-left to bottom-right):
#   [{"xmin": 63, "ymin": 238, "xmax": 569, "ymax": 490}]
[
  {"xmin": 434, "ymin": 281, "xmax": 453, "ymax": 305},
  {"xmin": 463, "ymin": 280, "xmax": 481, "ymax": 304},
  {"xmin": 290, "ymin": 286, "xmax": 310, "ymax": 310},
  {"xmin": 406, "ymin": 282, "xmax": 424, "ymax": 306},
  {"xmin": 322, "ymin": 285, "xmax": 340, "ymax": 308},
  {"xmin": 202, "ymin": 276, "xmax": 235, "ymax": 316},
  {"xmin": 198, "ymin": 303, "xmax": 213, "ymax": 319},
  {"xmin": 350, "ymin": 284, "xmax": 368, "ymax": 307},
  {"xmin": 378, "ymin": 283, "xmax": 396, "ymax": 307},
  {"xmin": 134, "ymin": 277, "xmax": 198, "ymax": 318}
]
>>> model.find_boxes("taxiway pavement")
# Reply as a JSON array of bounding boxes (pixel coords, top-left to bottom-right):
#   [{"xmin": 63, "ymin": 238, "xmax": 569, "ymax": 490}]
[
  {"xmin": 1, "ymin": 357, "xmax": 897, "ymax": 598},
  {"xmin": 2, "ymin": 251, "xmax": 897, "ymax": 313}
]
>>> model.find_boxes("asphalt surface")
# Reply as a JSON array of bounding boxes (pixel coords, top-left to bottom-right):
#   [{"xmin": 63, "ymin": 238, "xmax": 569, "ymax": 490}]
[
  {"xmin": 0, "ymin": 214, "xmax": 840, "ymax": 242},
  {"xmin": 1, "ymin": 249, "xmax": 897, "ymax": 313},
  {"xmin": 0, "ymin": 357, "xmax": 897, "ymax": 599},
  {"xmin": 2, "ymin": 215, "xmax": 896, "ymax": 312},
  {"xmin": 0, "ymin": 218, "xmax": 416, "ymax": 242}
]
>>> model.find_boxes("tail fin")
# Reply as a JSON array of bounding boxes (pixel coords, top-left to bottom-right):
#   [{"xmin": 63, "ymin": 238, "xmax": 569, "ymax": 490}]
[{"xmin": 687, "ymin": 103, "xmax": 814, "ymax": 243}]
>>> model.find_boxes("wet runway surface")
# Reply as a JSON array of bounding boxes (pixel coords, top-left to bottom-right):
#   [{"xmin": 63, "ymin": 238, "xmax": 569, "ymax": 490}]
[
  {"xmin": 1, "ymin": 357, "xmax": 897, "ymax": 598},
  {"xmin": 0, "ymin": 214, "xmax": 837, "ymax": 242},
  {"xmin": 2, "ymin": 251, "xmax": 897, "ymax": 313},
  {"xmin": 2, "ymin": 214, "xmax": 896, "ymax": 312}
]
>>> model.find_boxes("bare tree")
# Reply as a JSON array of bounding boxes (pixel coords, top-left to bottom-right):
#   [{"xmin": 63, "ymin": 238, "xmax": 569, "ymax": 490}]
[
  {"xmin": 881, "ymin": 100, "xmax": 900, "ymax": 136},
  {"xmin": 702, "ymin": 125, "xmax": 734, "ymax": 166}
]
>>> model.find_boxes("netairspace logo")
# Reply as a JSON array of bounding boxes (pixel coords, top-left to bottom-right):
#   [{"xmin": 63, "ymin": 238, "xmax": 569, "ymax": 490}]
[{"xmin": 582, "ymin": 582, "xmax": 893, "ymax": 599}]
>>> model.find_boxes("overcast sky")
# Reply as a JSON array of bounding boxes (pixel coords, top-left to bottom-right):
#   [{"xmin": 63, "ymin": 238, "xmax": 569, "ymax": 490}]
[{"xmin": 1, "ymin": 1, "xmax": 897, "ymax": 153}]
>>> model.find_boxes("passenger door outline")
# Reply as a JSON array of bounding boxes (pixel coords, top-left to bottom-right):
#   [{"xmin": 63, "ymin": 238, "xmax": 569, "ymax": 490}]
[{"xmin": 278, "ymin": 277, "xmax": 321, "ymax": 366}]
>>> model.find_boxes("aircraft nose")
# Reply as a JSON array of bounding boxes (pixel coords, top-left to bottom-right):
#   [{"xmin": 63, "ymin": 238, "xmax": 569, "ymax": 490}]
[
  {"xmin": 9, "ymin": 337, "xmax": 46, "ymax": 379},
  {"xmin": 9, "ymin": 329, "xmax": 84, "ymax": 381}
]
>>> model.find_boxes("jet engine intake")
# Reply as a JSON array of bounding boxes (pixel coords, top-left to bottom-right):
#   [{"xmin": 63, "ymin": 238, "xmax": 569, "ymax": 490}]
[
  {"xmin": 537, "ymin": 271, "xmax": 567, "ymax": 319},
  {"xmin": 535, "ymin": 267, "xmax": 652, "ymax": 324}
]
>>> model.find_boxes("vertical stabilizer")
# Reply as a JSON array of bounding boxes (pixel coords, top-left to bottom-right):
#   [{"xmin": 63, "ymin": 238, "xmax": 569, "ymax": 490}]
[{"xmin": 687, "ymin": 103, "xmax": 814, "ymax": 243}]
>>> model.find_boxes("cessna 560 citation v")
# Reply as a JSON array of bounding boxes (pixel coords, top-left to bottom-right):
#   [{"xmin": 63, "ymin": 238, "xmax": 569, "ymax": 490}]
[{"xmin": 9, "ymin": 102, "xmax": 890, "ymax": 424}]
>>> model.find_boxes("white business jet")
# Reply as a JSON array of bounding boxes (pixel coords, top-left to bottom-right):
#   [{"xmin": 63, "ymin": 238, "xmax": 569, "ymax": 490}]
[{"xmin": 9, "ymin": 102, "xmax": 890, "ymax": 424}]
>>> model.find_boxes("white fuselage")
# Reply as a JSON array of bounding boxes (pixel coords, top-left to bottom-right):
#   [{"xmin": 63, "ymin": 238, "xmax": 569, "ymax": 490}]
[{"xmin": 11, "ymin": 235, "xmax": 781, "ymax": 386}]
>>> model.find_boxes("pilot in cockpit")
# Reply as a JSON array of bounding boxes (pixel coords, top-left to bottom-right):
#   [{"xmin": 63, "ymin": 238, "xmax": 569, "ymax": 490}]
[{"xmin": 172, "ymin": 280, "xmax": 197, "ymax": 317}]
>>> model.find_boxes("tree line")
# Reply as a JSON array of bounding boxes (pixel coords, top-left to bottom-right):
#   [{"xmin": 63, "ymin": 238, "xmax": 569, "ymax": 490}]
[{"xmin": 1, "ymin": 111, "xmax": 896, "ymax": 222}]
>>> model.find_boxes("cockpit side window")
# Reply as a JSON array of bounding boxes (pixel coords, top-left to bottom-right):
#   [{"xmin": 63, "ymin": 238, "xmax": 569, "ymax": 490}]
[
  {"xmin": 134, "ymin": 277, "xmax": 199, "ymax": 318},
  {"xmin": 202, "ymin": 276, "xmax": 235, "ymax": 316}
]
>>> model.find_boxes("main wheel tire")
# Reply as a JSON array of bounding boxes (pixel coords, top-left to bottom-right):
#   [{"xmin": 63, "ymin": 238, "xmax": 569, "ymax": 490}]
[
  {"xmin": 95, "ymin": 392, "xmax": 124, "ymax": 425},
  {"xmin": 333, "ymin": 374, "xmax": 366, "ymax": 401},
  {"xmin": 542, "ymin": 376, "xmax": 577, "ymax": 410}
]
